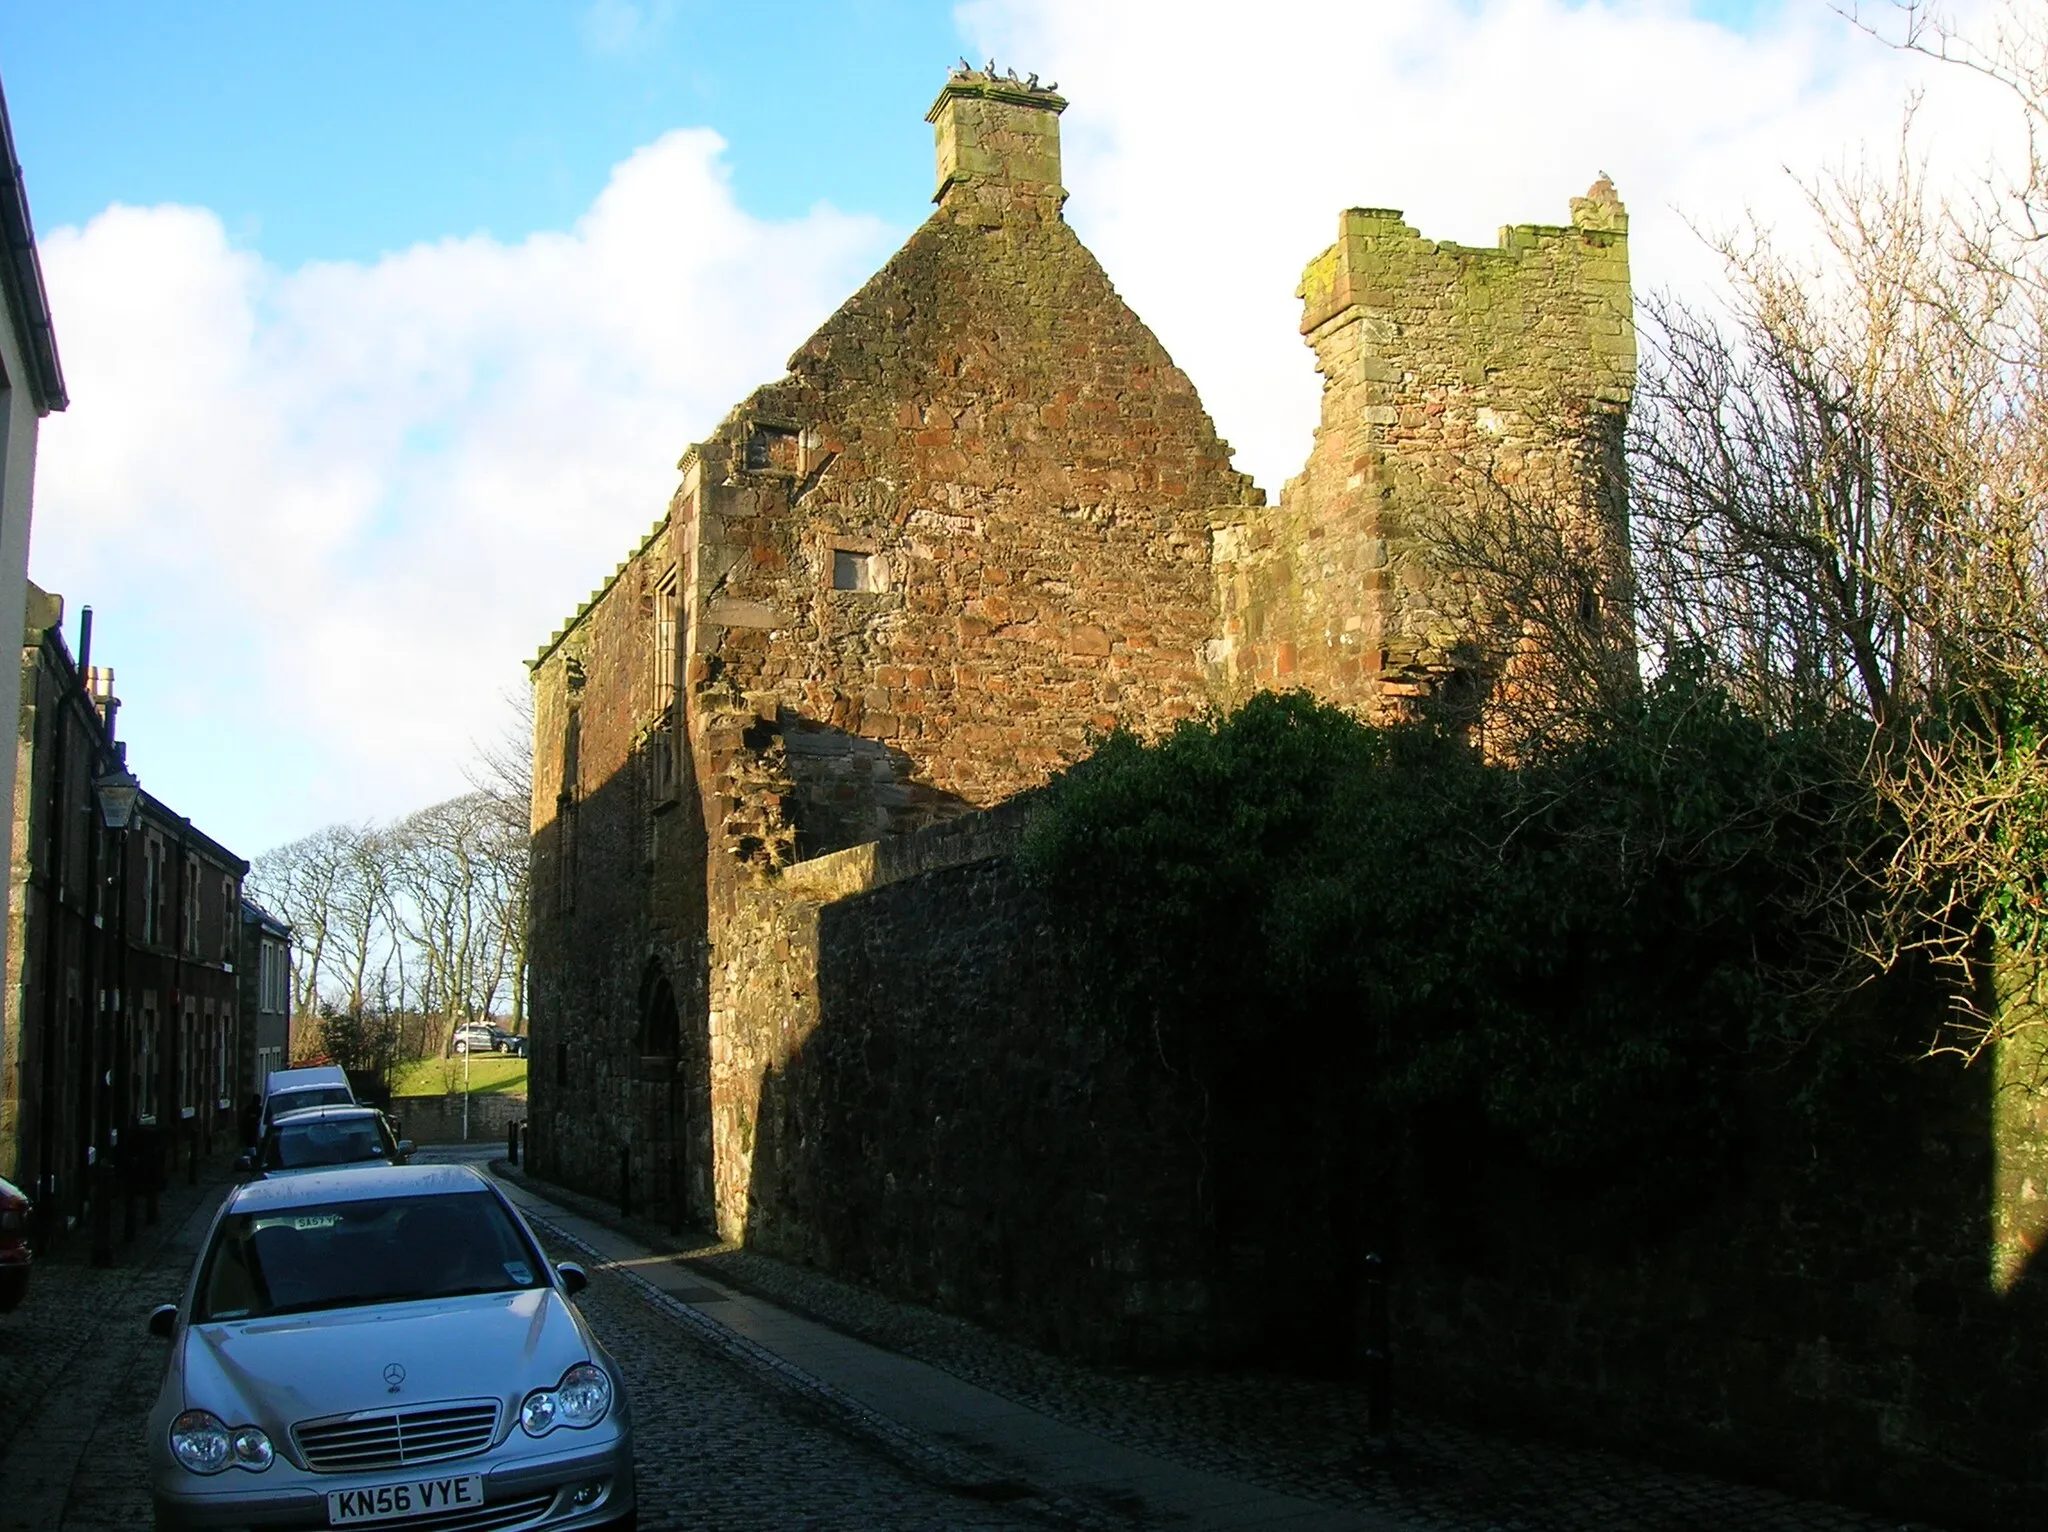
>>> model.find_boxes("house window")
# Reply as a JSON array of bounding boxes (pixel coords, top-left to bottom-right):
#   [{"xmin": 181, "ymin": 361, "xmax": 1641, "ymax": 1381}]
[
  {"xmin": 179, "ymin": 1003, "xmax": 196, "ymax": 1116},
  {"xmin": 222, "ymin": 879, "xmax": 237, "ymax": 961},
  {"xmin": 139, "ymin": 1007, "xmax": 159, "ymax": 1123},
  {"xmin": 182, "ymin": 860, "xmax": 201, "ymax": 955},
  {"xmin": 261, "ymin": 939, "xmax": 287, "ymax": 1014},
  {"xmin": 213, "ymin": 1005, "xmax": 231, "ymax": 1107},
  {"xmin": 142, "ymin": 836, "xmax": 164, "ymax": 944},
  {"xmin": 832, "ymin": 549, "xmax": 883, "ymax": 592}
]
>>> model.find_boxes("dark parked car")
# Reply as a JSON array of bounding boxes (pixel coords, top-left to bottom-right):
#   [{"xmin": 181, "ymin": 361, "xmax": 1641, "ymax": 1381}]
[
  {"xmin": 237, "ymin": 1107, "xmax": 413, "ymax": 1179},
  {"xmin": 453, "ymin": 1024, "xmax": 528, "ymax": 1057},
  {"xmin": 451, "ymin": 1023, "xmax": 502, "ymax": 1055},
  {"xmin": 0, "ymin": 1174, "xmax": 30, "ymax": 1312}
]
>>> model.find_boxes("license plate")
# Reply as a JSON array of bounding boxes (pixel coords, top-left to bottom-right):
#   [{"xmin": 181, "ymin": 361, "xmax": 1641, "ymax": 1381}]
[{"xmin": 327, "ymin": 1475, "xmax": 485, "ymax": 1526}]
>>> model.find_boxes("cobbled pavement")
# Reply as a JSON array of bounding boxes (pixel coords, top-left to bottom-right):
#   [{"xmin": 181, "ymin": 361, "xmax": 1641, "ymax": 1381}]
[
  {"xmin": 502, "ymin": 1164, "xmax": 1952, "ymax": 1532},
  {"xmin": 0, "ymin": 1153, "xmax": 1056, "ymax": 1531}
]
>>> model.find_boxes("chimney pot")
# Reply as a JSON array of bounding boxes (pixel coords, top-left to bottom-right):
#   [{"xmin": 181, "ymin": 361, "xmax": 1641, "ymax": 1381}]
[{"xmin": 926, "ymin": 67, "xmax": 1067, "ymax": 217}]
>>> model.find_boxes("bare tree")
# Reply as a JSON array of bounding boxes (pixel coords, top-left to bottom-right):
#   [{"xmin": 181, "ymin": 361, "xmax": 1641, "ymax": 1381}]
[
  {"xmin": 385, "ymin": 792, "xmax": 523, "ymax": 1048},
  {"xmin": 1413, "ymin": 5, "xmax": 2048, "ymax": 1053},
  {"xmin": 1627, "ymin": 26, "xmax": 2048, "ymax": 1052},
  {"xmin": 463, "ymin": 686, "xmax": 533, "ymax": 1031}
]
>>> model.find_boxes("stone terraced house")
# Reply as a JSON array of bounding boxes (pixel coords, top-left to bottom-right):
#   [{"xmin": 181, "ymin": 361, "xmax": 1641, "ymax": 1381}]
[{"xmin": 526, "ymin": 65, "xmax": 1634, "ymax": 1248}]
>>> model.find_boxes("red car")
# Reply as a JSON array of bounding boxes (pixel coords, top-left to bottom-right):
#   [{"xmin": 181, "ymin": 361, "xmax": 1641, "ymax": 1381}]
[{"xmin": 0, "ymin": 1174, "xmax": 30, "ymax": 1312}]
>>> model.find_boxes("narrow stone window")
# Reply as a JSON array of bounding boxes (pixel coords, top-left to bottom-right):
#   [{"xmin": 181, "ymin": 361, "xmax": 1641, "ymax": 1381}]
[
  {"xmin": 556, "ymin": 1042, "xmax": 570, "ymax": 1086},
  {"xmin": 1576, "ymin": 584, "xmax": 1601, "ymax": 630},
  {"xmin": 556, "ymin": 793, "xmax": 578, "ymax": 914},
  {"xmin": 651, "ymin": 566, "xmax": 679, "ymax": 713},
  {"xmin": 833, "ymin": 549, "xmax": 882, "ymax": 592}
]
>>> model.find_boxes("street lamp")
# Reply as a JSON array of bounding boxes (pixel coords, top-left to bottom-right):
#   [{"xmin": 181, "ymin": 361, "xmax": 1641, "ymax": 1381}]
[
  {"xmin": 89, "ymin": 761, "xmax": 140, "ymax": 1267},
  {"xmin": 94, "ymin": 764, "xmax": 140, "ymax": 831}
]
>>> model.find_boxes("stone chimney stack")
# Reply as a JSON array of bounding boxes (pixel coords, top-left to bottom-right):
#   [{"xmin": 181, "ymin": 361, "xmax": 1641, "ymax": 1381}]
[{"xmin": 927, "ymin": 63, "xmax": 1067, "ymax": 219}]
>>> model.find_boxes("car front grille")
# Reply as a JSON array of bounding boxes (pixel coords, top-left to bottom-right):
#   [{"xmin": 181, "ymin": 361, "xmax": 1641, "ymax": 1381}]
[{"xmin": 292, "ymin": 1399, "xmax": 500, "ymax": 1473}]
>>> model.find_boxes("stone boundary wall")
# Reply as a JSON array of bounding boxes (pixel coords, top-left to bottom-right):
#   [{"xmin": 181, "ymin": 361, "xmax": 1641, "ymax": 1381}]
[
  {"xmin": 389, "ymin": 1091, "xmax": 528, "ymax": 1147},
  {"xmin": 717, "ymin": 801, "xmax": 1222, "ymax": 1361},
  {"xmin": 709, "ymin": 801, "xmax": 2048, "ymax": 1529}
]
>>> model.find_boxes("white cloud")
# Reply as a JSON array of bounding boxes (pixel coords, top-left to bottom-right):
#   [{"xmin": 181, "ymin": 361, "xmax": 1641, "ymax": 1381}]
[
  {"xmin": 958, "ymin": 0, "xmax": 2019, "ymax": 494},
  {"xmin": 29, "ymin": 1, "xmax": 2023, "ymax": 856},
  {"xmin": 31, "ymin": 129, "xmax": 889, "ymax": 856}
]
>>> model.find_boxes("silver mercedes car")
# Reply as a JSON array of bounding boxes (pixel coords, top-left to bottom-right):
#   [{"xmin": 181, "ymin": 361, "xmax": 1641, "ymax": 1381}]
[{"xmin": 145, "ymin": 1164, "xmax": 635, "ymax": 1531}]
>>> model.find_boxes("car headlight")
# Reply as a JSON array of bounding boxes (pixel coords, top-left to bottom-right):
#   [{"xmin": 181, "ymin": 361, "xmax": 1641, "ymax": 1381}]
[
  {"xmin": 520, "ymin": 1363, "xmax": 612, "ymax": 1436},
  {"xmin": 169, "ymin": 1411, "xmax": 273, "ymax": 1474},
  {"xmin": 169, "ymin": 1411, "xmax": 232, "ymax": 1474},
  {"xmin": 231, "ymin": 1425, "xmax": 275, "ymax": 1469}
]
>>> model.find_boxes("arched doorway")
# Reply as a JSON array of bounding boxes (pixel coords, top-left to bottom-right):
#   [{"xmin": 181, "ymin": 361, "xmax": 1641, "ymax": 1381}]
[{"xmin": 635, "ymin": 960, "xmax": 688, "ymax": 1231}]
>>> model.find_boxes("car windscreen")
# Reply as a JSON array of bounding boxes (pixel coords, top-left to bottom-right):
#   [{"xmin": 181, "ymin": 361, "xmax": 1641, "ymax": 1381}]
[
  {"xmin": 264, "ymin": 1086, "xmax": 352, "ymax": 1125},
  {"xmin": 194, "ymin": 1190, "xmax": 546, "ymax": 1321},
  {"xmin": 261, "ymin": 1117, "xmax": 394, "ymax": 1171}
]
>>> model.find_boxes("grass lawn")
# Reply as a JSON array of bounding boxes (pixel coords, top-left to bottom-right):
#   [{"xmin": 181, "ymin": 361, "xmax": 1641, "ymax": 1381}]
[{"xmin": 388, "ymin": 1055, "xmax": 528, "ymax": 1097}]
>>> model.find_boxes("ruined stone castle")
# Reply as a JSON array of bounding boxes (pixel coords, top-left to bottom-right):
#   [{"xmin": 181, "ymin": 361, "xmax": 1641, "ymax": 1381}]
[{"xmin": 526, "ymin": 67, "xmax": 1633, "ymax": 1241}]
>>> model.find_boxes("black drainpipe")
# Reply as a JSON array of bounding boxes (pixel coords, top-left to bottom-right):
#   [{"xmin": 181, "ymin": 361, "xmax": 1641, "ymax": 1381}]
[{"xmin": 32, "ymin": 608, "xmax": 86, "ymax": 1245}]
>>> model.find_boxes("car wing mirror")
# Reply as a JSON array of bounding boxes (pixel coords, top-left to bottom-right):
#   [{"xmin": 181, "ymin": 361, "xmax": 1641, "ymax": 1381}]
[
  {"xmin": 556, "ymin": 1262, "xmax": 589, "ymax": 1297},
  {"xmin": 233, "ymin": 1152, "xmax": 256, "ymax": 1173},
  {"xmin": 396, "ymin": 1140, "xmax": 415, "ymax": 1159},
  {"xmin": 148, "ymin": 1303, "xmax": 178, "ymax": 1339}
]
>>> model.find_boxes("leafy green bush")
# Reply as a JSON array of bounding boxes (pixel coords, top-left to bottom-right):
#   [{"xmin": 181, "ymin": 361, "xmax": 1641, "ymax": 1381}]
[{"xmin": 1018, "ymin": 672, "xmax": 1887, "ymax": 1208}]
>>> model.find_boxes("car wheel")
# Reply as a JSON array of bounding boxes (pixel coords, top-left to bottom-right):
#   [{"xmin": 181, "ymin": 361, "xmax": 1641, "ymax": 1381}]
[{"xmin": 454, "ymin": 1040, "xmax": 469, "ymax": 1055}]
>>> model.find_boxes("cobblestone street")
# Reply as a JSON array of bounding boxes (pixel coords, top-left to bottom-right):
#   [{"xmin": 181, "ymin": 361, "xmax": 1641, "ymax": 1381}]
[
  {"xmin": 0, "ymin": 1152, "xmax": 1054, "ymax": 1532},
  {"xmin": 0, "ymin": 1147, "xmax": 1957, "ymax": 1532}
]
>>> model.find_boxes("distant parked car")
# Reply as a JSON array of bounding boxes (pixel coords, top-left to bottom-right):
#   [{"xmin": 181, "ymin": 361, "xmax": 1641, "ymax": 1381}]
[
  {"xmin": 0, "ymin": 1174, "xmax": 31, "ymax": 1312},
  {"xmin": 451, "ymin": 1023, "xmax": 503, "ymax": 1055},
  {"xmin": 145, "ymin": 1165, "xmax": 635, "ymax": 1530},
  {"xmin": 237, "ymin": 1106, "xmax": 413, "ymax": 1178},
  {"xmin": 501, "ymin": 1031, "xmax": 528, "ymax": 1058}
]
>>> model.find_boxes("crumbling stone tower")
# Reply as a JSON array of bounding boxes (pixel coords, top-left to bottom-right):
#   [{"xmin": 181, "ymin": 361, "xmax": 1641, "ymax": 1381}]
[{"xmin": 1210, "ymin": 188, "xmax": 1635, "ymax": 728}]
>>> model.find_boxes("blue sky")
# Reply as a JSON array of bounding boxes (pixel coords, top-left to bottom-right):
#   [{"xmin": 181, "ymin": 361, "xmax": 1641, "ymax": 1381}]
[
  {"xmin": 2, "ymin": 1, "xmax": 959, "ymax": 262},
  {"xmin": 0, "ymin": 0, "xmax": 1991, "ymax": 860}
]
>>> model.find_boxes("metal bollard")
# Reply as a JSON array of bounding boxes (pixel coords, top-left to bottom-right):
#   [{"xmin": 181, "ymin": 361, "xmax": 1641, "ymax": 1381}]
[
  {"xmin": 1363, "ymin": 1251, "xmax": 1390, "ymax": 1436},
  {"xmin": 618, "ymin": 1145, "xmax": 632, "ymax": 1220}
]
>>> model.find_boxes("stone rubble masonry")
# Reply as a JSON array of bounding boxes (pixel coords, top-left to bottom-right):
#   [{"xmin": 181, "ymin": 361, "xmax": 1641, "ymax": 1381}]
[
  {"xmin": 526, "ymin": 59, "xmax": 1648, "ymax": 1440},
  {"xmin": 519, "ymin": 70, "xmax": 2048, "ymax": 1525},
  {"xmin": 1213, "ymin": 187, "xmax": 1634, "ymax": 726},
  {"xmin": 528, "ymin": 64, "xmax": 1265, "ymax": 1241}
]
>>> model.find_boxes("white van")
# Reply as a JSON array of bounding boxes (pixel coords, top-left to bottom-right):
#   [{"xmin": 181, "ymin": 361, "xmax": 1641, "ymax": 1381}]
[{"xmin": 260, "ymin": 1064, "xmax": 356, "ymax": 1132}]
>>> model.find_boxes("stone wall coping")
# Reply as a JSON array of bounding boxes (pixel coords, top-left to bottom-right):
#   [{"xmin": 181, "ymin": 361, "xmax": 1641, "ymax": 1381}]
[
  {"xmin": 531, "ymin": 508, "xmax": 674, "ymax": 668},
  {"xmin": 773, "ymin": 795, "xmax": 1037, "ymax": 905}
]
